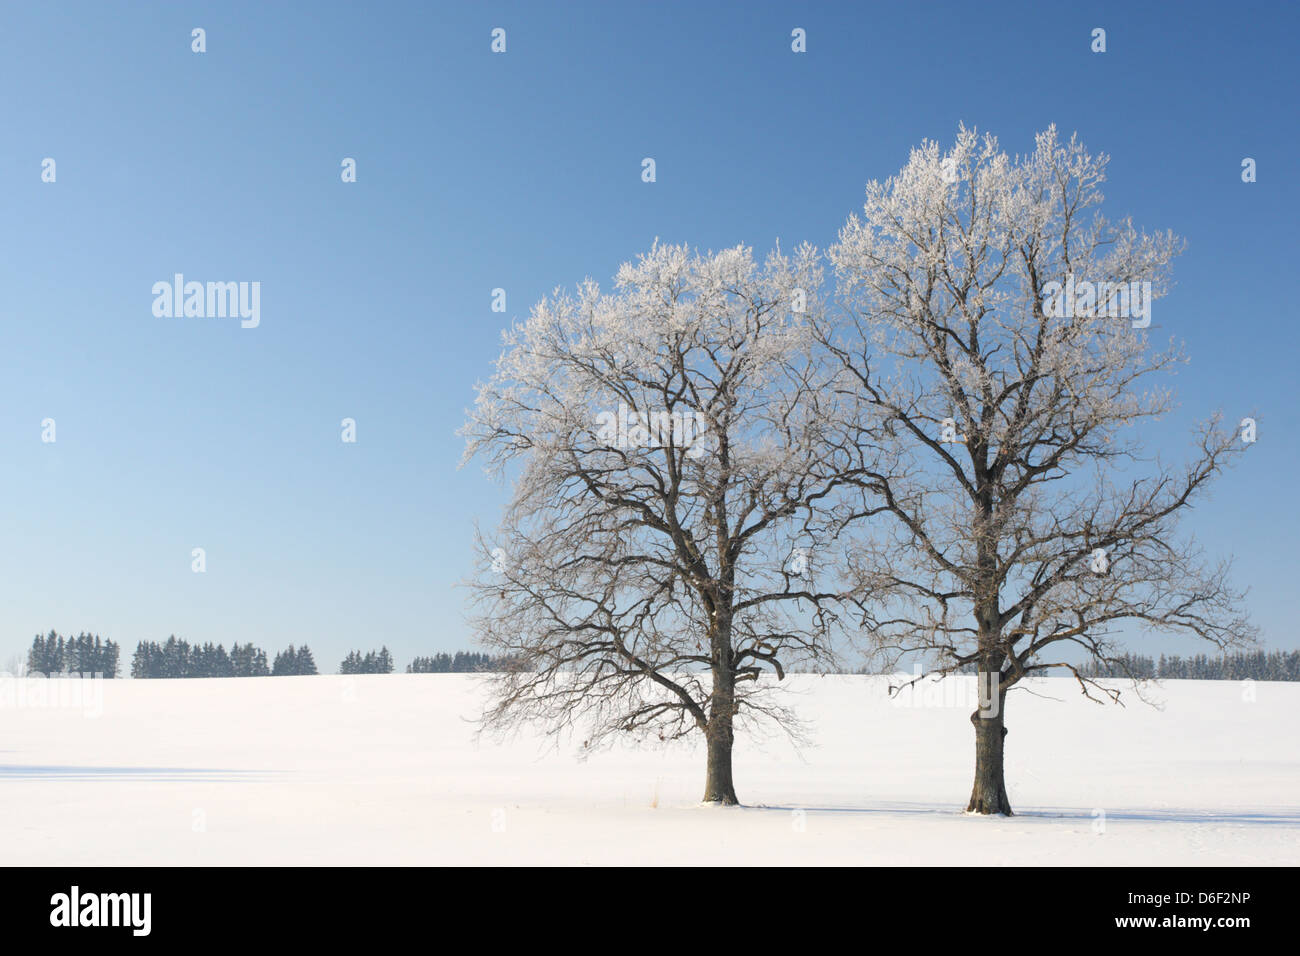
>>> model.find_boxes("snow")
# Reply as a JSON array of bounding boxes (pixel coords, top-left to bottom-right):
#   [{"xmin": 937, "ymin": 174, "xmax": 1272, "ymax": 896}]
[{"xmin": 3, "ymin": 674, "xmax": 1297, "ymax": 865}]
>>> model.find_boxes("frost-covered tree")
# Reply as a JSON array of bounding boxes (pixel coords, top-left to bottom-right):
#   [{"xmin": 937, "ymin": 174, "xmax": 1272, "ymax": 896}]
[
  {"xmin": 824, "ymin": 126, "xmax": 1256, "ymax": 814},
  {"xmin": 462, "ymin": 241, "xmax": 874, "ymax": 804}
]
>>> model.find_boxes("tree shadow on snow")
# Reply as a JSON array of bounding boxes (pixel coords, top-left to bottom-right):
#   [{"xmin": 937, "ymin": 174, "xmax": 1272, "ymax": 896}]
[
  {"xmin": 1023, "ymin": 807, "xmax": 1300, "ymax": 827},
  {"xmin": 0, "ymin": 765, "xmax": 271, "ymax": 783},
  {"xmin": 754, "ymin": 802, "xmax": 1300, "ymax": 827},
  {"xmin": 751, "ymin": 801, "xmax": 962, "ymax": 817}
]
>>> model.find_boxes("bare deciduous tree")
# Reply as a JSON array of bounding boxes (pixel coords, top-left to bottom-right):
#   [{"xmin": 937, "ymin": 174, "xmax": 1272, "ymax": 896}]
[
  {"xmin": 823, "ymin": 126, "xmax": 1256, "ymax": 815},
  {"xmin": 462, "ymin": 241, "xmax": 873, "ymax": 804}
]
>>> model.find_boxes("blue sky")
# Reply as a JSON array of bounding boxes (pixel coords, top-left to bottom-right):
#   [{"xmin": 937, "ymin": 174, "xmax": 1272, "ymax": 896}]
[{"xmin": 1, "ymin": 0, "xmax": 1296, "ymax": 672}]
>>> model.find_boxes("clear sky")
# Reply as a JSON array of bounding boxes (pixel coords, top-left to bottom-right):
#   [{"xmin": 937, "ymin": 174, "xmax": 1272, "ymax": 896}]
[{"xmin": 1, "ymin": 1, "xmax": 1296, "ymax": 672}]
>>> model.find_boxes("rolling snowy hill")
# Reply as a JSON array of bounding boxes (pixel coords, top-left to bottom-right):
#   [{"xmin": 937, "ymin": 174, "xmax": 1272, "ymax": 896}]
[{"xmin": 3, "ymin": 674, "xmax": 1297, "ymax": 865}]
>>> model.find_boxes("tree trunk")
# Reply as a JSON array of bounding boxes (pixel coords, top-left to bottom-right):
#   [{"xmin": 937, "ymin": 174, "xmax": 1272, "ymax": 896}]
[
  {"xmin": 968, "ymin": 538, "xmax": 1011, "ymax": 814},
  {"xmin": 703, "ymin": 651, "xmax": 739, "ymax": 805},
  {"xmin": 703, "ymin": 723, "xmax": 738, "ymax": 805},
  {"xmin": 967, "ymin": 686, "xmax": 1012, "ymax": 815}
]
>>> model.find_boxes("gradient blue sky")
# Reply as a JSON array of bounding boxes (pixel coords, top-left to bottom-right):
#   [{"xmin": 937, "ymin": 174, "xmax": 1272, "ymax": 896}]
[{"xmin": 1, "ymin": 1, "xmax": 1296, "ymax": 672}]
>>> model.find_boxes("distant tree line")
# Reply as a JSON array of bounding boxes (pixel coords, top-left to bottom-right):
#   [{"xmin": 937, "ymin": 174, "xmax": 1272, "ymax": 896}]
[
  {"xmin": 271, "ymin": 644, "xmax": 318, "ymax": 676},
  {"xmin": 129, "ymin": 637, "xmax": 316, "ymax": 678},
  {"xmin": 26, "ymin": 632, "xmax": 517, "ymax": 678},
  {"xmin": 339, "ymin": 647, "xmax": 394, "ymax": 674},
  {"xmin": 1082, "ymin": 650, "xmax": 1300, "ymax": 682},
  {"xmin": 407, "ymin": 651, "xmax": 511, "ymax": 673},
  {"xmin": 27, "ymin": 631, "xmax": 121, "ymax": 677}
]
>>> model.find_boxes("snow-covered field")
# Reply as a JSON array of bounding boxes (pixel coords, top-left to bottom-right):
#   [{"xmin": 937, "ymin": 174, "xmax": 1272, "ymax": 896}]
[{"xmin": 2, "ymin": 674, "xmax": 1296, "ymax": 865}]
